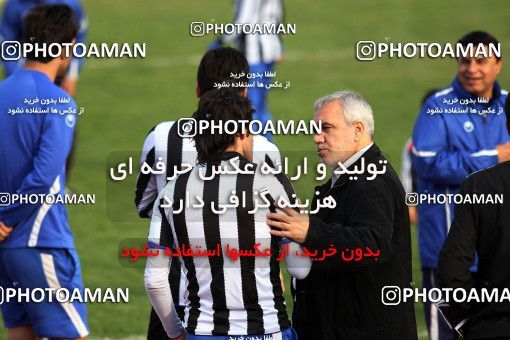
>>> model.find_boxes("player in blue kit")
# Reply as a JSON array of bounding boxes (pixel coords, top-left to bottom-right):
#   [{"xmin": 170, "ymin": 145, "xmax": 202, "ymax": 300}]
[
  {"xmin": 0, "ymin": 5, "xmax": 88, "ymax": 339},
  {"xmin": 0, "ymin": 0, "xmax": 88, "ymax": 96}
]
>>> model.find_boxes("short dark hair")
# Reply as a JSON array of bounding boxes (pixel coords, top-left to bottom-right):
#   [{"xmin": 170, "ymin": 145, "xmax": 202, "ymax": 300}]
[
  {"xmin": 457, "ymin": 31, "xmax": 501, "ymax": 61},
  {"xmin": 193, "ymin": 88, "xmax": 254, "ymax": 163},
  {"xmin": 23, "ymin": 4, "xmax": 78, "ymax": 63},
  {"xmin": 197, "ymin": 47, "xmax": 249, "ymax": 96}
]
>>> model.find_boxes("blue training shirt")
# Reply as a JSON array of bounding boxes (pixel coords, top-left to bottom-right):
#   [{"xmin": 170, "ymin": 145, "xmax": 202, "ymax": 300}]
[
  {"xmin": 0, "ymin": 69, "xmax": 77, "ymax": 249},
  {"xmin": 412, "ymin": 77, "xmax": 509, "ymax": 269}
]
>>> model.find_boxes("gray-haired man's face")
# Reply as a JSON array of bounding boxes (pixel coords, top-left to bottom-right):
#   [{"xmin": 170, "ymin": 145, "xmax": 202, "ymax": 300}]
[{"xmin": 313, "ymin": 100, "xmax": 359, "ymax": 168}]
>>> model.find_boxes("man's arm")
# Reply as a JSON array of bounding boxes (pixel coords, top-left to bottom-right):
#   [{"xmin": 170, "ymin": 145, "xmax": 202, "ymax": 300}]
[
  {"xmin": 268, "ymin": 179, "xmax": 396, "ymax": 269},
  {"xmin": 135, "ymin": 127, "xmax": 158, "ymax": 218},
  {"xmin": 305, "ymin": 180, "xmax": 395, "ymax": 268},
  {"xmin": 0, "ymin": 111, "xmax": 75, "ymax": 227},
  {"xmin": 412, "ymin": 102, "xmax": 498, "ymax": 185},
  {"xmin": 144, "ymin": 196, "xmax": 185, "ymax": 339}
]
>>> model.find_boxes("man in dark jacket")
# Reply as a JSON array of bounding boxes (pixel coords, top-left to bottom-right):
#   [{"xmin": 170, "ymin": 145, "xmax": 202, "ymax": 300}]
[
  {"xmin": 437, "ymin": 95, "xmax": 510, "ymax": 339},
  {"xmin": 267, "ymin": 90, "xmax": 417, "ymax": 340}
]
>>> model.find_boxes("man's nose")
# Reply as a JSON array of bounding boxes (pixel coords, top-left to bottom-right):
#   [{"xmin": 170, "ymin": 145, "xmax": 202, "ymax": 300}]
[
  {"xmin": 466, "ymin": 59, "xmax": 478, "ymax": 73},
  {"xmin": 313, "ymin": 133, "xmax": 324, "ymax": 144}
]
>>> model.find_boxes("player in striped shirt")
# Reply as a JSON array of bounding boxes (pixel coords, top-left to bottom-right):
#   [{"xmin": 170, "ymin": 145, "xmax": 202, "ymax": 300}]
[
  {"xmin": 144, "ymin": 88, "xmax": 310, "ymax": 339},
  {"xmin": 209, "ymin": 0, "xmax": 286, "ymax": 140},
  {"xmin": 135, "ymin": 47, "xmax": 283, "ymax": 340}
]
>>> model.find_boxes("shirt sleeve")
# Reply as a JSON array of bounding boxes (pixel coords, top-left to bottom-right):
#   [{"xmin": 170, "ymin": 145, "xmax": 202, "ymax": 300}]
[
  {"xmin": 303, "ymin": 179, "xmax": 395, "ymax": 269},
  {"xmin": 0, "ymin": 106, "xmax": 76, "ymax": 227},
  {"xmin": 147, "ymin": 191, "xmax": 175, "ymax": 249},
  {"xmin": 145, "ymin": 190, "xmax": 184, "ymax": 337},
  {"xmin": 264, "ymin": 173, "xmax": 311, "ymax": 279},
  {"xmin": 144, "ymin": 251, "xmax": 185, "ymax": 338},
  {"xmin": 135, "ymin": 128, "xmax": 158, "ymax": 218},
  {"xmin": 437, "ymin": 176, "xmax": 478, "ymax": 313},
  {"xmin": 412, "ymin": 100, "xmax": 498, "ymax": 185}
]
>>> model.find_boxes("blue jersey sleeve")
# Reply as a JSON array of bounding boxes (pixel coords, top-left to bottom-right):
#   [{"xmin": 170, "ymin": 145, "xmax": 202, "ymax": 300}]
[
  {"xmin": 0, "ymin": 105, "xmax": 76, "ymax": 227},
  {"xmin": 412, "ymin": 100, "xmax": 498, "ymax": 185}
]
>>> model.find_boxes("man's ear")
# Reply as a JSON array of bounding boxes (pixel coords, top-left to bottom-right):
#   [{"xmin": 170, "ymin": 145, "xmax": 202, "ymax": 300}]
[
  {"xmin": 354, "ymin": 121, "xmax": 364, "ymax": 141},
  {"xmin": 495, "ymin": 57, "xmax": 503, "ymax": 76},
  {"xmin": 196, "ymin": 82, "xmax": 201, "ymax": 98},
  {"xmin": 241, "ymin": 87, "xmax": 248, "ymax": 97},
  {"xmin": 61, "ymin": 38, "xmax": 76, "ymax": 61}
]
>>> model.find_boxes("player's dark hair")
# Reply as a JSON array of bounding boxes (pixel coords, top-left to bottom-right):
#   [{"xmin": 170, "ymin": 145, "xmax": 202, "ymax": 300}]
[
  {"xmin": 193, "ymin": 88, "xmax": 254, "ymax": 163},
  {"xmin": 457, "ymin": 31, "xmax": 501, "ymax": 61},
  {"xmin": 23, "ymin": 4, "xmax": 78, "ymax": 63},
  {"xmin": 197, "ymin": 47, "xmax": 249, "ymax": 96}
]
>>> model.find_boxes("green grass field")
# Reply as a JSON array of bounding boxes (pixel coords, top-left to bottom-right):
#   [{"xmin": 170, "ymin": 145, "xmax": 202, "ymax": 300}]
[{"xmin": 1, "ymin": 0, "xmax": 510, "ymax": 338}]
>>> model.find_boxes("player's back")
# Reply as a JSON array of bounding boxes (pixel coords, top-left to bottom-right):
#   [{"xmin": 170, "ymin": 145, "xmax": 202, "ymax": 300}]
[
  {"xmin": 157, "ymin": 152, "xmax": 294, "ymax": 335},
  {"xmin": 0, "ymin": 69, "xmax": 77, "ymax": 249}
]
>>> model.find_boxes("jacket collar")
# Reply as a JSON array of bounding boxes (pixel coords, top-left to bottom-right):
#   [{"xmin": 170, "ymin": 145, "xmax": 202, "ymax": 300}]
[{"xmin": 314, "ymin": 143, "xmax": 383, "ymax": 199}]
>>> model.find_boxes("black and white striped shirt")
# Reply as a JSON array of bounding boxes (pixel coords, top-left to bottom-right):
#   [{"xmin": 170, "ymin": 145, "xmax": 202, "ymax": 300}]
[
  {"xmin": 136, "ymin": 121, "xmax": 282, "ymax": 307},
  {"xmin": 145, "ymin": 152, "xmax": 310, "ymax": 336},
  {"xmin": 223, "ymin": 0, "xmax": 284, "ymax": 64}
]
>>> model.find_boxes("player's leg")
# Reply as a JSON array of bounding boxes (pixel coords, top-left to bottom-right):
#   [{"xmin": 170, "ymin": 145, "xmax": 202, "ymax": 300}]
[
  {"xmin": 0, "ymin": 250, "xmax": 36, "ymax": 340},
  {"xmin": 2, "ymin": 248, "xmax": 89, "ymax": 339},
  {"xmin": 7, "ymin": 326, "xmax": 36, "ymax": 340},
  {"xmin": 422, "ymin": 268, "xmax": 455, "ymax": 340}
]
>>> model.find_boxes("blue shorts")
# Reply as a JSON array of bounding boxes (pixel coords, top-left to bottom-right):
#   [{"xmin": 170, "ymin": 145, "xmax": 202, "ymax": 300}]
[
  {"xmin": 0, "ymin": 248, "xmax": 89, "ymax": 338},
  {"xmin": 186, "ymin": 327, "xmax": 298, "ymax": 340}
]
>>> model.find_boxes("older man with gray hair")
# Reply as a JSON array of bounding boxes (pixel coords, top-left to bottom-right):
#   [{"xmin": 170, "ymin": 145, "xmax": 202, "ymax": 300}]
[{"xmin": 267, "ymin": 90, "xmax": 417, "ymax": 340}]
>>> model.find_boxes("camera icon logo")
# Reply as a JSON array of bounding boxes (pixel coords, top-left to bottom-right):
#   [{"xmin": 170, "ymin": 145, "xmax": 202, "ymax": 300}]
[
  {"xmin": 1, "ymin": 41, "xmax": 21, "ymax": 61},
  {"xmin": 0, "ymin": 193, "xmax": 10, "ymax": 207},
  {"xmin": 356, "ymin": 41, "xmax": 376, "ymax": 61},
  {"xmin": 405, "ymin": 193, "xmax": 419, "ymax": 206},
  {"xmin": 381, "ymin": 286, "xmax": 401, "ymax": 305},
  {"xmin": 177, "ymin": 118, "xmax": 197, "ymax": 138},
  {"xmin": 190, "ymin": 22, "xmax": 205, "ymax": 37}
]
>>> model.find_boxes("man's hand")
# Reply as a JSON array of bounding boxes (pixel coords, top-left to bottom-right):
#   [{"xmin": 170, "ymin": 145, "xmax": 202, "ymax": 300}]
[
  {"xmin": 496, "ymin": 142, "xmax": 510, "ymax": 163},
  {"xmin": 266, "ymin": 206, "xmax": 309, "ymax": 244},
  {"xmin": 60, "ymin": 77, "xmax": 77, "ymax": 97},
  {"xmin": 0, "ymin": 222, "xmax": 13, "ymax": 242}
]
